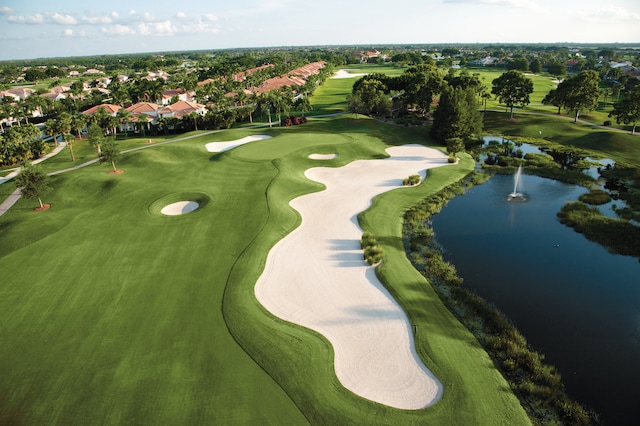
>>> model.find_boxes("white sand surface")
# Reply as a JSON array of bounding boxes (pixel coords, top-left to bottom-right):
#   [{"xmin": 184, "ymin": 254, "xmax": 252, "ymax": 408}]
[
  {"xmin": 205, "ymin": 135, "xmax": 272, "ymax": 153},
  {"xmin": 308, "ymin": 153, "xmax": 338, "ymax": 160},
  {"xmin": 255, "ymin": 145, "xmax": 451, "ymax": 409},
  {"xmin": 161, "ymin": 201, "xmax": 199, "ymax": 216},
  {"xmin": 331, "ymin": 69, "xmax": 368, "ymax": 79}
]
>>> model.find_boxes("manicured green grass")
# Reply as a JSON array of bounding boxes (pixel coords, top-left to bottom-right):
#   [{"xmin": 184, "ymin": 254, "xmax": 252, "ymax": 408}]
[
  {"xmin": 482, "ymin": 111, "xmax": 640, "ymax": 167},
  {"xmin": 0, "ymin": 113, "xmax": 531, "ymax": 424},
  {"xmin": 4, "ymin": 63, "xmax": 636, "ymax": 425}
]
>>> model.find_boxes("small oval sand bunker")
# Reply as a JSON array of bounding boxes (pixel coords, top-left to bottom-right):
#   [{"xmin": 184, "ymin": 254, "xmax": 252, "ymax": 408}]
[
  {"xmin": 309, "ymin": 153, "xmax": 338, "ymax": 160},
  {"xmin": 160, "ymin": 201, "xmax": 199, "ymax": 216}
]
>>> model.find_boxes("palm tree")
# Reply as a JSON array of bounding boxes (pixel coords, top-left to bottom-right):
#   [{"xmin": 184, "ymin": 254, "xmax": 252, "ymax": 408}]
[
  {"xmin": 70, "ymin": 114, "xmax": 87, "ymax": 139},
  {"xmin": 236, "ymin": 90, "xmax": 248, "ymax": 107},
  {"xmin": 295, "ymin": 95, "xmax": 312, "ymax": 117},
  {"xmin": 63, "ymin": 132, "xmax": 76, "ymax": 161},
  {"xmin": 136, "ymin": 113, "xmax": 151, "ymax": 136},
  {"xmin": 116, "ymin": 108, "xmax": 133, "ymax": 137},
  {"xmin": 43, "ymin": 119, "xmax": 58, "ymax": 147},
  {"xmin": 185, "ymin": 111, "xmax": 200, "ymax": 131}
]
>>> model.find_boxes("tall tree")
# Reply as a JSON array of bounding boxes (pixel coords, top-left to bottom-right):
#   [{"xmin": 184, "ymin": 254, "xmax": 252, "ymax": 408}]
[
  {"xmin": 609, "ymin": 86, "xmax": 640, "ymax": 135},
  {"xmin": 87, "ymin": 123, "xmax": 105, "ymax": 155},
  {"xmin": 99, "ymin": 138, "xmax": 121, "ymax": 172},
  {"xmin": 542, "ymin": 84, "xmax": 569, "ymax": 114},
  {"xmin": 431, "ymin": 85, "xmax": 483, "ymax": 144},
  {"xmin": 559, "ymin": 70, "xmax": 601, "ymax": 122},
  {"xmin": 15, "ymin": 162, "xmax": 52, "ymax": 210},
  {"xmin": 400, "ymin": 64, "xmax": 444, "ymax": 116},
  {"xmin": 116, "ymin": 108, "xmax": 133, "ymax": 137},
  {"xmin": 348, "ymin": 79, "xmax": 391, "ymax": 117},
  {"xmin": 491, "ymin": 70, "xmax": 534, "ymax": 119}
]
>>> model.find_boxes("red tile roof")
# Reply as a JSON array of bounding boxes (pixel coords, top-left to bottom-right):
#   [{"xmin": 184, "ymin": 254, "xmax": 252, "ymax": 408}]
[{"xmin": 82, "ymin": 104, "xmax": 122, "ymax": 115}]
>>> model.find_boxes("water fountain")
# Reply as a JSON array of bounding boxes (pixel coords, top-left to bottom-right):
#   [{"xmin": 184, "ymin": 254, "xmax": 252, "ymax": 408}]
[{"xmin": 507, "ymin": 165, "xmax": 526, "ymax": 201}]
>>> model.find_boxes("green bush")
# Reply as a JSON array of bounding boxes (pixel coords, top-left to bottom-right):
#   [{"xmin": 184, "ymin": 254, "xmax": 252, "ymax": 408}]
[{"xmin": 402, "ymin": 174, "xmax": 421, "ymax": 186}]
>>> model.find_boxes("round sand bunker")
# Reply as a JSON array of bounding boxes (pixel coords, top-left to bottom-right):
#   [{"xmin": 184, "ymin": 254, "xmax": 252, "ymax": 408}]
[{"xmin": 161, "ymin": 201, "xmax": 199, "ymax": 216}]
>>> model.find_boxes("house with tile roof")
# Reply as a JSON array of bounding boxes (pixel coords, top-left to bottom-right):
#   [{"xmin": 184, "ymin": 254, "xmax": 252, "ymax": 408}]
[
  {"xmin": 82, "ymin": 103, "xmax": 122, "ymax": 116},
  {"xmin": 160, "ymin": 89, "xmax": 193, "ymax": 105},
  {"xmin": 157, "ymin": 100, "xmax": 206, "ymax": 119}
]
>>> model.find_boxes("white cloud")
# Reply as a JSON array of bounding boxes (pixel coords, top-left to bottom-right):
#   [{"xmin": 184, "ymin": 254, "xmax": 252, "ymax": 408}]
[
  {"xmin": 63, "ymin": 28, "xmax": 73, "ymax": 37},
  {"xmin": 137, "ymin": 21, "xmax": 174, "ymax": 36},
  {"xmin": 82, "ymin": 15, "xmax": 113, "ymax": 24},
  {"xmin": 176, "ymin": 11, "xmax": 187, "ymax": 19},
  {"xmin": 7, "ymin": 13, "xmax": 45, "ymax": 24},
  {"xmin": 579, "ymin": 5, "xmax": 640, "ymax": 21},
  {"xmin": 50, "ymin": 13, "xmax": 77, "ymax": 25},
  {"xmin": 0, "ymin": 6, "xmax": 13, "ymax": 15},
  {"xmin": 102, "ymin": 24, "xmax": 136, "ymax": 36},
  {"xmin": 203, "ymin": 13, "xmax": 218, "ymax": 22}
]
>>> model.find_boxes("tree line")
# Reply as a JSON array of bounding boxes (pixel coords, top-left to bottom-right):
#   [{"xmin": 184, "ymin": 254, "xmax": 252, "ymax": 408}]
[{"xmin": 348, "ymin": 65, "xmax": 640, "ymax": 154}]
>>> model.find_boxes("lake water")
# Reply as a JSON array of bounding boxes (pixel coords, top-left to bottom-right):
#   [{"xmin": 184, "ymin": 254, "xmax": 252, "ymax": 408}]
[{"xmin": 430, "ymin": 173, "xmax": 640, "ymax": 425}]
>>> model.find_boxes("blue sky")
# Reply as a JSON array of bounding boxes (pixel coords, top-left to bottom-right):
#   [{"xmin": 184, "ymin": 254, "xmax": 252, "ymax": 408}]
[{"xmin": 0, "ymin": 0, "xmax": 638, "ymax": 61}]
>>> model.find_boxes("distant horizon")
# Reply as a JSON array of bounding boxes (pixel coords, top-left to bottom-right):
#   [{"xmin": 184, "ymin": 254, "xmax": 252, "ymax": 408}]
[
  {"xmin": 4, "ymin": 41, "xmax": 640, "ymax": 63},
  {"xmin": 1, "ymin": 0, "xmax": 638, "ymax": 61}
]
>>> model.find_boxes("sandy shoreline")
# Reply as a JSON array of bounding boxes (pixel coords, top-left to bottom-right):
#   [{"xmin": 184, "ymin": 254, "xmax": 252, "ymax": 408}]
[{"xmin": 254, "ymin": 144, "xmax": 451, "ymax": 409}]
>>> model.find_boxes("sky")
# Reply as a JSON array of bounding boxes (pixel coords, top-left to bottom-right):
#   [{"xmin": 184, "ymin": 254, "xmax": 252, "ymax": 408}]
[{"xmin": 0, "ymin": 0, "xmax": 639, "ymax": 61}]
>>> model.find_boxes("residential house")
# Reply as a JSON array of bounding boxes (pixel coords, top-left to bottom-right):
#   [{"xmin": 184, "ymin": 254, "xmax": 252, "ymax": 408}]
[
  {"xmin": 82, "ymin": 103, "xmax": 122, "ymax": 116},
  {"xmin": 157, "ymin": 100, "xmax": 206, "ymax": 119},
  {"xmin": 160, "ymin": 89, "xmax": 192, "ymax": 105},
  {"xmin": 125, "ymin": 102, "xmax": 161, "ymax": 131}
]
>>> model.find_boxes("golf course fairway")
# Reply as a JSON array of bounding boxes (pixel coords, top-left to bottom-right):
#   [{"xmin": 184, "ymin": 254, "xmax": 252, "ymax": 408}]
[{"xmin": 0, "ymin": 114, "xmax": 530, "ymax": 424}]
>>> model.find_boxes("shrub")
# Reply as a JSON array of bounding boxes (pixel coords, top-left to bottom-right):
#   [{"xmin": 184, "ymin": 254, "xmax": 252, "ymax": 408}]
[
  {"xmin": 603, "ymin": 120, "xmax": 611, "ymax": 126},
  {"xmin": 403, "ymin": 175, "xmax": 421, "ymax": 186},
  {"xmin": 364, "ymin": 245, "xmax": 384, "ymax": 265},
  {"xmin": 360, "ymin": 231, "xmax": 377, "ymax": 248}
]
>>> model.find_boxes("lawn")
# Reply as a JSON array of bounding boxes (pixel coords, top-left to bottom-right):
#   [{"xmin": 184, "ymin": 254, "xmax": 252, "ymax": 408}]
[
  {"xmin": 7, "ymin": 65, "xmax": 607, "ymax": 425},
  {"xmin": 3, "ymin": 62, "xmax": 636, "ymax": 425}
]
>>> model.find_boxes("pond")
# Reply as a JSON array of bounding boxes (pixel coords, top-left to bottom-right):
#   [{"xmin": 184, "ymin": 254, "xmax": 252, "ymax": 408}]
[{"xmin": 430, "ymin": 172, "xmax": 640, "ymax": 425}]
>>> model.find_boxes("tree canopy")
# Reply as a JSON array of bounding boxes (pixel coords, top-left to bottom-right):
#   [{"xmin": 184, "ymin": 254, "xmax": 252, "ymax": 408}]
[
  {"xmin": 15, "ymin": 162, "xmax": 52, "ymax": 209},
  {"xmin": 491, "ymin": 70, "xmax": 534, "ymax": 119},
  {"xmin": 431, "ymin": 85, "xmax": 483, "ymax": 144},
  {"xmin": 554, "ymin": 70, "xmax": 601, "ymax": 122},
  {"xmin": 609, "ymin": 85, "xmax": 640, "ymax": 135}
]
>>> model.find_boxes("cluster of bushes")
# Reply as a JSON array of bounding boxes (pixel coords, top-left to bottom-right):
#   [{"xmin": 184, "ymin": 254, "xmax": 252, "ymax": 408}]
[
  {"xmin": 360, "ymin": 231, "xmax": 384, "ymax": 265},
  {"xmin": 280, "ymin": 115, "xmax": 308, "ymax": 127},
  {"xmin": 0, "ymin": 124, "xmax": 50, "ymax": 167},
  {"xmin": 403, "ymin": 175, "xmax": 598, "ymax": 425},
  {"xmin": 402, "ymin": 174, "xmax": 421, "ymax": 186}
]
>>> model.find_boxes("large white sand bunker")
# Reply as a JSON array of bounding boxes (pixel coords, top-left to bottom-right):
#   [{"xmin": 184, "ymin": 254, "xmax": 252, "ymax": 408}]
[
  {"xmin": 308, "ymin": 153, "xmax": 337, "ymax": 160},
  {"xmin": 205, "ymin": 135, "xmax": 272, "ymax": 153},
  {"xmin": 331, "ymin": 69, "xmax": 368, "ymax": 79},
  {"xmin": 161, "ymin": 201, "xmax": 199, "ymax": 216},
  {"xmin": 255, "ymin": 145, "xmax": 451, "ymax": 409}
]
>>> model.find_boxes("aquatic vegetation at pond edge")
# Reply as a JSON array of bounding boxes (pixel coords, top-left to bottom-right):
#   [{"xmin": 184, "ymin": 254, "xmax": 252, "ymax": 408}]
[{"xmin": 403, "ymin": 174, "xmax": 598, "ymax": 425}]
